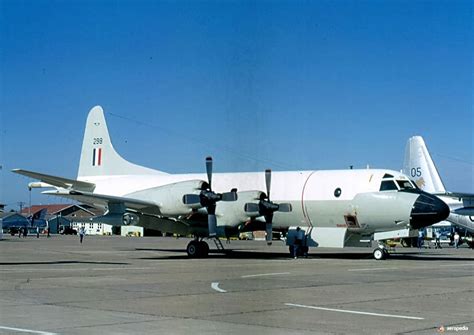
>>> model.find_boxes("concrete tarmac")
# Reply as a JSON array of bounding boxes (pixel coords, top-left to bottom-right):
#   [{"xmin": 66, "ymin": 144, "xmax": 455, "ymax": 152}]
[{"xmin": 0, "ymin": 235, "xmax": 473, "ymax": 334}]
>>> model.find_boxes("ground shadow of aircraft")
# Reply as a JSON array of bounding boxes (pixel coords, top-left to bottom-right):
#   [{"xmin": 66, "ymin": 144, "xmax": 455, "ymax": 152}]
[
  {"xmin": 135, "ymin": 247, "xmax": 474, "ymax": 261},
  {"xmin": 0, "ymin": 260, "xmax": 129, "ymax": 266}
]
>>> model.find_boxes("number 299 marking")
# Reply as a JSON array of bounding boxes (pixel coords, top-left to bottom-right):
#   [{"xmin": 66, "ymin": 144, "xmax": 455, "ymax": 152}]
[{"xmin": 93, "ymin": 138, "xmax": 103, "ymax": 145}]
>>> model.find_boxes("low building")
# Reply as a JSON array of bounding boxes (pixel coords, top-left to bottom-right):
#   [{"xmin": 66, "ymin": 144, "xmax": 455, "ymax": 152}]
[
  {"xmin": 1, "ymin": 212, "xmax": 30, "ymax": 231},
  {"xmin": 21, "ymin": 204, "xmax": 112, "ymax": 235},
  {"xmin": 121, "ymin": 225, "xmax": 144, "ymax": 237}
]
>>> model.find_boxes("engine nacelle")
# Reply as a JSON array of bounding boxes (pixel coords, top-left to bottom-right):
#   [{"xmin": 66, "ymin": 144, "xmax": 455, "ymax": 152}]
[
  {"xmin": 127, "ymin": 180, "xmax": 204, "ymax": 216},
  {"xmin": 215, "ymin": 190, "xmax": 264, "ymax": 226},
  {"xmin": 122, "ymin": 212, "xmax": 140, "ymax": 225}
]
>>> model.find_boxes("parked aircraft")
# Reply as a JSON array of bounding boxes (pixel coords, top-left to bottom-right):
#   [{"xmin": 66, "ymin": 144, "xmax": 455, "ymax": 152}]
[
  {"xmin": 403, "ymin": 136, "xmax": 474, "ymax": 235},
  {"xmin": 13, "ymin": 106, "xmax": 449, "ymax": 259}
]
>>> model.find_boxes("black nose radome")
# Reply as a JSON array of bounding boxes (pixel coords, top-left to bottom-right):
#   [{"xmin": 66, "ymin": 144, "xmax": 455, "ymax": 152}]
[{"xmin": 410, "ymin": 192, "xmax": 450, "ymax": 229}]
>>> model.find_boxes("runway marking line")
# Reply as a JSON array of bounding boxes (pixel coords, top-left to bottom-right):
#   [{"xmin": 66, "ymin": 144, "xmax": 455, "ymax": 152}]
[
  {"xmin": 348, "ymin": 263, "xmax": 474, "ymax": 272},
  {"xmin": 439, "ymin": 263, "xmax": 474, "ymax": 268},
  {"xmin": 241, "ymin": 272, "xmax": 290, "ymax": 278},
  {"xmin": 0, "ymin": 325, "xmax": 58, "ymax": 335},
  {"xmin": 211, "ymin": 282, "xmax": 227, "ymax": 293},
  {"xmin": 0, "ymin": 267, "xmax": 151, "ymax": 272},
  {"xmin": 285, "ymin": 303, "xmax": 424, "ymax": 320},
  {"xmin": 347, "ymin": 267, "xmax": 399, "ymax": 272}
]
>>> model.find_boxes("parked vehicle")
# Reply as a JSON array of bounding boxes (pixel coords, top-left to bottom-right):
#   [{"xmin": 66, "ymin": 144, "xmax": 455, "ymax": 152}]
[
  {"xmin": 60, "ymin": 226, "xmax": 77, "ymax": 235},
  {"xmin": 9, "ymin": 227, "xmax": 20, "ymax": 236}
]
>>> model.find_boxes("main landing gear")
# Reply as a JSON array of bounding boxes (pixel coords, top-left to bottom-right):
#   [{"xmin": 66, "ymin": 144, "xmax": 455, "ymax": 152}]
[{"xmin": 186, "ymin": 239, "xmax": 210, "ymax": 258}]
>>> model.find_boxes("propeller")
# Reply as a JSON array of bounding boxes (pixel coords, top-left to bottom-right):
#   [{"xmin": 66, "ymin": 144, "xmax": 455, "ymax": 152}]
[
  {"xmin": 245, "ymin": 169, "xmax": 292, "ymax": 245},
  {"xmin": 183, "ymin": 156, "xmax": 238, "ymax": 237}
]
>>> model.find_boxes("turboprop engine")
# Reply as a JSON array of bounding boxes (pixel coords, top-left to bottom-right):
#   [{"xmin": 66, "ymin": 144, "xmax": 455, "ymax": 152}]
[
  {"xmin": 127, "ymin": 180, "xmax": 205, "ymax": 216},
  {"xmin": 215, "ymin": 190, "xmax": 265, "ymax": 226}
]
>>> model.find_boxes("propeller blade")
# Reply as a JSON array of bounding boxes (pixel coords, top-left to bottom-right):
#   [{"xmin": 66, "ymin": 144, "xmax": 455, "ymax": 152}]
[
  {"xmin": 244, "ymin": 203, "xmax": 260, "ymax": 213},
  {"xmin": 208, "ymin": 213, "xmax": 217, "ymax": 237},
  {"xmin": 221, "ymin": 191, "xmax": 238, "ymax": 202},
  {"xmin": 265, "ymin": 222, "xmax": 273, "ymax": 245},
  {"xmin": 277, "ymin": 203, "xmax": 292, "ymax": 212},
  {"xmin": 265, "ymin": 169, "xmax": 271, "ymax": 200},
  {"xmin": 206, "ymin": 156, "xmax": 213, "ymax": 189},
  {"xmin": 183, "ymin": 194, "xmax": 201, "ymax": 205}
]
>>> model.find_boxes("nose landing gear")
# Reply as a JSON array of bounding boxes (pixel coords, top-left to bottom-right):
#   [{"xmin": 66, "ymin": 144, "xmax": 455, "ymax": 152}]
[{"xmin": 373, "ymin": 245, "xmax": 390, "ymax": 260}]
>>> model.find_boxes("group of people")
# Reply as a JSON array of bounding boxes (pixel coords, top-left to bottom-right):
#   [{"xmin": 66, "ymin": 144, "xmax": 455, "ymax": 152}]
[
  {"xmin": 419, "ymin": 229, "xmax": 462, "ymax": 249},
  {"xmin": 15, "ymin": 225, "xmax": 86, "ymax": 242},
  {"xmin": 17, "ymin": 226, "xmax": 50, "ymax": 238}
]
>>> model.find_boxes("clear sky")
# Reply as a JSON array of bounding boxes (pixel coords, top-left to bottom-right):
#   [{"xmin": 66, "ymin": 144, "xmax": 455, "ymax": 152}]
[{"xmin": 0, "ymin": 0, "xmax": 472, "ymax": 210}]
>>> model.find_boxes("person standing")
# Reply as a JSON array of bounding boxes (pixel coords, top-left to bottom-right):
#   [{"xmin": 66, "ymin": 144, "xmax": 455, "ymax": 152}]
[
  {"xmin": 293, "ymin": 227, "xmax": 304, "ymax": 259},
  {"xmin": 79, "ymin": 226, "xmax": 85, "ymax": 244},
  {"xmin": 36, "ymin": 226, "xmax": 40, "ymax": 238},
  {"xmin": 434, "ymin": 230, "xmax": 442, "ymax": 249},
  {"xmin": 454, "ymin": 231, "xmax": 460, "ymax": 249},
  {"xmin": 417, "ymin": 229, "xmax": 424, "ymax": 249}
]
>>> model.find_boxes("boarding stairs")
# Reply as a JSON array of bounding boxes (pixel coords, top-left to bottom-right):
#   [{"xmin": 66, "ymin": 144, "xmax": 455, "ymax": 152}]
[{"xmin": 212, "ymin": 237, "xmax": 225, "ymax": 253}]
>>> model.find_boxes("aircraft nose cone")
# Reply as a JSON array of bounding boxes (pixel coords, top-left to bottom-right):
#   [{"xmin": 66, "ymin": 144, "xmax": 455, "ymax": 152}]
[{"xmin": 410, "ymin": 192, "xmax": 450, "ymax": 229}]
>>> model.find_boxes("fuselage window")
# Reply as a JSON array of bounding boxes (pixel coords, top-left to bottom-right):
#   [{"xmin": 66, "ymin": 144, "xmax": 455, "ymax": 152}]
[
  {"xmin": 380, "ymin": 180, "xmax": 398, "ymax": 191},
  {"xmin": 334, "ymin": 188, "xmax": 342, "ymax": 198},
  {"xmin": 396, "ymin": 180, "xmax": 415, "ymax": 190}
]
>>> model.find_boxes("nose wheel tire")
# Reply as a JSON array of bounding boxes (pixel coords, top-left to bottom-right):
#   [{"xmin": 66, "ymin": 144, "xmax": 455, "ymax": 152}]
[{"xmin": 373, "ymin": 248, "xmax": 387, "ymax": 260}]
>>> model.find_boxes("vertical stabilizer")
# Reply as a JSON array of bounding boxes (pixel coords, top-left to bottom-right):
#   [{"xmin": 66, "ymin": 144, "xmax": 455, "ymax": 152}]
[
  {"xmin": 403, "ymin": 136, "xmax": 446, "ymax": 193},
  {"xmin": 78, "ymin": 106, "xmax": 166, "ymax": 178}
]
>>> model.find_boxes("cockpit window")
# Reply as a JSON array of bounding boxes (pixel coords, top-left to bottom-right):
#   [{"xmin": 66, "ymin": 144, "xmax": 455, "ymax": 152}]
[
  {"xmin": 397, "ymin": 180, "xmax": 414, "ymax": 190},
  {"xmin": 379, "ymin": 180, "xmax": 398, "ymax": 191},
  {"xmin": 382, "ymin": 173, "xmax": 394, "ymax": 179}
]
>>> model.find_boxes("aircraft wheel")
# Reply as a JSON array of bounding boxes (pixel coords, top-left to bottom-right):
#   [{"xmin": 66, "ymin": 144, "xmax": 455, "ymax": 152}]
[
  {"xmin": 199, "ymin": 241, "xmax": 209, "ymax": 257},
  {"xmin": 187, "ymin": 241, "xmax": 200, "ymax": 258},
  {"xmin": 373, "ymin": 248, "xmax": 386, "ymax": 260}
]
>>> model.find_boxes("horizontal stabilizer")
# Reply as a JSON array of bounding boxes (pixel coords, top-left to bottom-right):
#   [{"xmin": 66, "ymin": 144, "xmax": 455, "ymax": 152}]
[{"xmin": 12, "ymin": 169, "xmax": 96, "ymax": 192}]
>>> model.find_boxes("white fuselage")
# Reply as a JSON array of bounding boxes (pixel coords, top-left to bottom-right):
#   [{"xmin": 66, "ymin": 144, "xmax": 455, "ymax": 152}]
[{"xmin": 80, "ymin": 168, "xmax": 418, "ymax": 233}]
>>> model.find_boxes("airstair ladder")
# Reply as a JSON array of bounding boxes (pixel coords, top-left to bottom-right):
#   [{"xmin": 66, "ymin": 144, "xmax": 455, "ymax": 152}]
[{"xmin": 212, "ymin": 237, "xmax": 225, "ymax": 253}]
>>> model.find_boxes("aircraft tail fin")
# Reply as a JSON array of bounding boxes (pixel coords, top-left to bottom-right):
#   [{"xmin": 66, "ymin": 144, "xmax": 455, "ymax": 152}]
[
  {"xmin": 403, "ymin": 136, "xmax": 446, "ymax": 193},
  {"xmin": 78, "ymin": 106, "xmax": 167, "ymax": 178}
]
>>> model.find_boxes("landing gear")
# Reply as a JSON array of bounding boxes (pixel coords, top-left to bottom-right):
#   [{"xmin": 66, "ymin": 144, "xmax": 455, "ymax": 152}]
[
  {"xmin": 373, "ymin": 246, "xmax": 389, "ymax": 260},
  {"xmin": 186, "ymin": 240, "xmax": 210, "ymax": 258}
]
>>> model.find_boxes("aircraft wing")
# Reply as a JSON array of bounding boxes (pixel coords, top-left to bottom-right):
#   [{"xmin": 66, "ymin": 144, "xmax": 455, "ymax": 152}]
[
  {"xmin": 443, "ymin": 192, "xmax": 474, "ymax": 201},
  {"xmin": 42, "ymin": 189, "xmax": 161, "ymax": 215},
  {"xmin": 12, "ymin": 169, "xmax": 96, "ymax": 192},
  {"xmin": 439, "ymin": 192, "xmax": 474, "ymax": 207}
]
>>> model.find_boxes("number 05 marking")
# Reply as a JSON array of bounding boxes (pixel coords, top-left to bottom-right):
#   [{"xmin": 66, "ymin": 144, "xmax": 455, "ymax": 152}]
[{"xmin": 410, "ymin": 167, "xmax": 421, "ymax": 177}]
